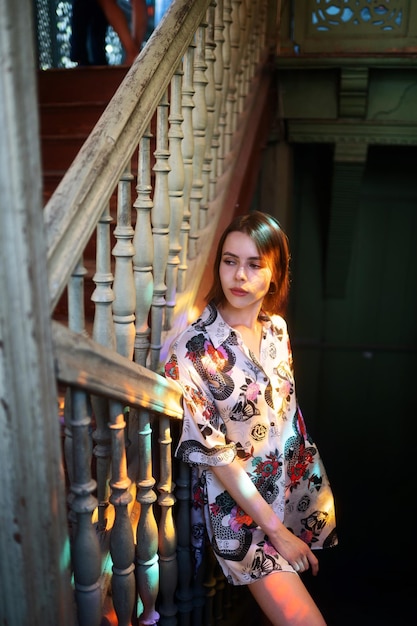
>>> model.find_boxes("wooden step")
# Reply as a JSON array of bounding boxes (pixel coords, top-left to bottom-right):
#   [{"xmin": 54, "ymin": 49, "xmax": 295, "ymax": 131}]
[
  {"xmin": 38, "ymin": 66, "xmax": 157, "ymax": 205},
  {"xmin": 41, "ymin": 135, "xmax": 87, "ymax": 171},
  {"xmin": 40, "ymin": 102, "xmax": 108, "ymax": 135},
  {"xmin": 40, "ymin": 66, "xmax": 149, "ymax": 326},
  {"xmin": 38, "ymin": 66, "xmax": 129, "ymax": 199},
  {"xmin": 37, "ymin": 66, "xmax": 129, "ymax": 104}
]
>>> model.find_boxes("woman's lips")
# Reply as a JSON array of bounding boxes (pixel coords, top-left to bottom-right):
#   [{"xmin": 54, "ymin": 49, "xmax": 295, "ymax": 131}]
[{"xmin": 230, "ymin": 288, "xmax": 247, "ymax": 296}]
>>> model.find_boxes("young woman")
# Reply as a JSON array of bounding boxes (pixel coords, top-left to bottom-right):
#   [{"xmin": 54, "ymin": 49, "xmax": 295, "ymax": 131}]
[{"xmin": 165, "ymin": 212, "xmax": 337, "ymax": 625}]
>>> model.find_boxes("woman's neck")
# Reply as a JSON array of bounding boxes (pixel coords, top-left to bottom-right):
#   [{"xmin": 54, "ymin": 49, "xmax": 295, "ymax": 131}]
[
  {"xmin": 218, "ymin": 303, "xmax": 265, "ymax": 359},
  {"xmin": 218, "ymin": 302, "xmax": 262, "ymax": 332}
]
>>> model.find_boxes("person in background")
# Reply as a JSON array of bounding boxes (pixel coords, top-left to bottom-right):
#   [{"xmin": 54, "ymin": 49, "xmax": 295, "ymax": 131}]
[
  {"xmin": 70, "ymin": 0, "xmax": 109, "ymax": 65},
  {"xmin": 164, "ymin": 211, "xmax": 337, "ymax": 626},
  {"xmin": 71, "ymin": 0, "xmax": 147, "ymax": 66},
  {"xmin": 98, "ymin": 0, "xmax": 147, "ymax": 64}
]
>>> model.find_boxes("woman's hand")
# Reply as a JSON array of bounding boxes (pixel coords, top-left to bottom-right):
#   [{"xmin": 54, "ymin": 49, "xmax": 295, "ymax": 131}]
[
  {"xmin": 267, "ymin": 521, "xmax": 319, "ymax": 575},
  {"xmin": 211, "ymin": 459, "xmax": 319, "ymax": 576}
]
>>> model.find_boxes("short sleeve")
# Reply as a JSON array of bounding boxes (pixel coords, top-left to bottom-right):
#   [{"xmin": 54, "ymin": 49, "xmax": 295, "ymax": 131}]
[{"xmin": 164, "ymin": 335, "xmax": 237, "ymax": 468}]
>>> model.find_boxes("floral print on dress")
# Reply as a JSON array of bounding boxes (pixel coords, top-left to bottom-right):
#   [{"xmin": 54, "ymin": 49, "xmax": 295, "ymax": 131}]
[
  {"xmin": 165, "ymin": 302, "xmax": 337, "ymax": 585},
  {"xmin": 230, "ymin": 368, "xmax": 261, "ymax": 421}
]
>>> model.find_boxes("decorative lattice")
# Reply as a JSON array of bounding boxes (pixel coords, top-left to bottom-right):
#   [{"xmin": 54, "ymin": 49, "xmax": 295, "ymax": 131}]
[{"xmin": 311, "ymin": 0, "xmax": 405, "ymax": 33}]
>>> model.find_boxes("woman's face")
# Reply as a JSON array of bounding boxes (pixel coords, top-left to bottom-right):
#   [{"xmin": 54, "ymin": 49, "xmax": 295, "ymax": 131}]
[{"xmin": 219, "ymin": 231, "xmax": 272, "ymax": 312}]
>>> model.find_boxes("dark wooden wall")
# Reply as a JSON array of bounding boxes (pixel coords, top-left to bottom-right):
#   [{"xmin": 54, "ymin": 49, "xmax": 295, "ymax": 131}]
[{"xmin": 287, "ymin": 142, "xmax": 417, "ymax": 624}]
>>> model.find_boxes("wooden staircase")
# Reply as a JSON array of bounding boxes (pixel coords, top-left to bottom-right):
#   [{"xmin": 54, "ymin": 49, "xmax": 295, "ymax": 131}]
[
  {"xmin": 38, "ymin": 66, "xmax": 129, "ymax": 204},
  {"xmin": 38, "ymin": 66, "xmax": 130, "ymax": 324},
  {"xmin": 38, "ymin": 62, "xmax": 275, "ymax": 326}
]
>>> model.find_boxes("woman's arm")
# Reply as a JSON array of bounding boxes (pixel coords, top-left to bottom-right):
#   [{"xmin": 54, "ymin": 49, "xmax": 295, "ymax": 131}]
[{"xmin": 211, "ymin": 459, "xmax": 319, "ymax": 575}]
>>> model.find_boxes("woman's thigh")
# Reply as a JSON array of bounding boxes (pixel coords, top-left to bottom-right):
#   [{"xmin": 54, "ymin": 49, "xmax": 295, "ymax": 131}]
[{"xmin": 248, "ymin": 572, "xmax": 327, "ymax": 626}]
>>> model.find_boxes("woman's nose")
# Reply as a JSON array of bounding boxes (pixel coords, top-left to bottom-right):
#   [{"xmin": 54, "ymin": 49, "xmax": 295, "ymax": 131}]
[{"xmin": 235, "ymin": 265, "xmax": 246, "ymax": 280}]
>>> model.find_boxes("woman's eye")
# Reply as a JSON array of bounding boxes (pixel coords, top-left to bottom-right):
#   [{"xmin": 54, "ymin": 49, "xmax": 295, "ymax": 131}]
[{"xmin": 250, "ymin": 263, "xmax": 261, "ymax": 269}]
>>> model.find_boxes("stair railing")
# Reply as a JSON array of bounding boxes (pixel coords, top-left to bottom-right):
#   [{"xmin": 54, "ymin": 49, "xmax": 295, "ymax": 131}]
[{"xmin": 46, "ymin": 0, "xmax": 276, "ymax": 623}]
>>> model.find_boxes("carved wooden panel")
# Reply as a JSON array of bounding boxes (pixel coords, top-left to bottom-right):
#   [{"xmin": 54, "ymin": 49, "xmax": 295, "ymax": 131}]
[{"xmin": 291, "ymin": 0, "xmax": 417, "ymax": 53}]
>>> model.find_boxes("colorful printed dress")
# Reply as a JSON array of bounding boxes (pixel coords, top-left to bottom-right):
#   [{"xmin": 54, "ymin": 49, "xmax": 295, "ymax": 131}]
[{"xmin": 165, "ymin": 302, "xmax": 337, "ymax": 586}]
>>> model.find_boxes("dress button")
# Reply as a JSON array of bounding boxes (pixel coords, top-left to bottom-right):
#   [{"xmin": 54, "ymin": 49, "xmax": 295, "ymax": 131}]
[{"xmin": 263, "ymin": 377, "xmax": 268, "ymax": 382}]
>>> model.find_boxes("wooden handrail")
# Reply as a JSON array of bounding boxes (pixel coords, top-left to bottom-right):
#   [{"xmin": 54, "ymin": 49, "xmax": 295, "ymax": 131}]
[{"xmin": 52, "ymin": 321, "xmax": 183, "ymax": 419}]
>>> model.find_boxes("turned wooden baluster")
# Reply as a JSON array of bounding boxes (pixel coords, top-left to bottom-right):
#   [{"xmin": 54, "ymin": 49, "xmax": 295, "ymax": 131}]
[
  {"xmin": 165, "ymin": 65, "xmax": 185, "ymax": 330},
  {"xmin": 68, "ymin": 256, "xmax": 87, "ymax": 335},
  {"xmin": 211, "ymin": 0, "xmax": 225, "ymax": 200},
  {"xmin": 64, "ymin": 256, "xmax": 88, "ymax": 525},
  {"xmin": 203, "ymin": 548, "xmax": 217, "ymax": 626},
  {"xmin": 91, "ymin": 204, "xmax": 115, "ymax": 531},
  {"xmin": 238, "ymin": 0, "xmax": 250, "ymax": 116},
  {"xmin": 256, "ymin": 0, "xmax": 267, "ymax": 66},
  {"xmin": 151, "ymin": 90, "xmax": 170, "ymax": 371},
  {"xmin": 113, "ymin": 165, "xmax": 136, "ymax": 361},
  {"xmin": 91, "ymin": 406, "xmax": 110, "ymax": 533},
  {"xmin": 108, "ymin": 401, "xmax": 136, "ymax": 626},
  {"xmin": 225, "ymin": 0, "xmax": 241, "ymax": 153},
  {"xmin": 218, "ymin": 0, "xmax": 232, "ymax": 174},
  {"xmin": 200, "ymin": 2, "xmax": 216, "ymax": 230},
  {"xmin": 157, "ymin": 417, "xmax": 178, "ymax": 626},
  {"xmin": 133, "ymin": 129, "xmax": 159, "ymax": 626},
  {"xmin": 213, "ymin": 561, "xmax": 226, "ymax": 622},
  {"xmin": 235, "ymin": 0, "xmax": 246, "ymax": 118},
  {"xmin": 178, "ymin": 43, "xmax": 195, "ymax": 293},
  {"xmin": 246, "ymin": 1, "xmax": 256, "ymax": 84},
  {"xmin": 133, "ymin": 125, "xmax": 154, "ymax": 369},
  {"xmin": 175, "ymin": 461, "xmax": 193, "ymax": 626},
  {"xmin": 189, "ymin": 19, "xmax": 208, "ymax": 260},
  {"xmin": 71, "ymin": 388, "xmax": 102, "ymax": 626},
  {"xmin": 92, "ymin": 204, "xmax": 116, "ymax": 351},
  {"xmin": 249, "ymin": 0, "xmax": 259, "ymax": 71},
  {"xmin": 222, "ymin": 580, "xmax": 233, "ymax": 623},
  {"xmin": 110, "ymin": 169, "xmax": 136, "ymax": 624},
  {"xmin": 136, "ymin": 410, "xmax": 159, "ymax": 626},
  {"xmin": 234, "ymin": 0, "xmax": 245, "ymax": 128},
  {"xmin": 191, "ymin": 495, "xmax": 206, "ymax": 626}
]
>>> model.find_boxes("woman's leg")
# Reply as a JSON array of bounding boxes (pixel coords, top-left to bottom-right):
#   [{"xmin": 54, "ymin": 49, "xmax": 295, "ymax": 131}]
[{"xmin": 248, "ymin": 572, "xmax": 327, "ymax": 626}]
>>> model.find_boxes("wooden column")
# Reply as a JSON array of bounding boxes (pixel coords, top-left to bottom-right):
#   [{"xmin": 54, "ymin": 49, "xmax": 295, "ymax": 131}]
[{"xmin": 0, "ymin": 0, "xmax": 74, "ymax": 623}]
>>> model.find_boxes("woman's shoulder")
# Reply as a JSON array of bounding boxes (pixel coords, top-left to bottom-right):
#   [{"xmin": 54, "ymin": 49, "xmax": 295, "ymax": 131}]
[
  {"xmin": 268, "ymin": 312, "xmax": 287, "ymax": 326},
  {"xmin": 262, "ymin": 312, "xmax": 288, "ymax": 335},
  {"xmin": 169, "ymin": 303, "xmax": 217, "ymax": 349}
]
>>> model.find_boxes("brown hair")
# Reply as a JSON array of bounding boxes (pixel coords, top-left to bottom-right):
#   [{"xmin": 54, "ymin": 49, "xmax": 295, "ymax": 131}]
[{"xmin": 205, "ymin": 211, "xmax": 291, "ymax": 316}]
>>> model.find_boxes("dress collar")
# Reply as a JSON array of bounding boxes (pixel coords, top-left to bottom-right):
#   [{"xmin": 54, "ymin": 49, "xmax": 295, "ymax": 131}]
[{"xmin": 199, "ymin": 302, "xmax": 273, "ymax": 349}]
